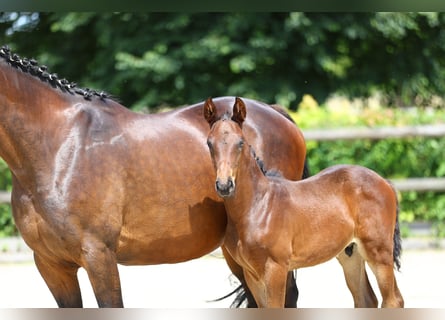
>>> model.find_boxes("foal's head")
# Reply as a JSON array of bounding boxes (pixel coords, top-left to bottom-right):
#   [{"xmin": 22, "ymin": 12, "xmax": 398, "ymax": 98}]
[{"xmin": 204, "ymin": 97, "xmax": 247, "ymax": 198}]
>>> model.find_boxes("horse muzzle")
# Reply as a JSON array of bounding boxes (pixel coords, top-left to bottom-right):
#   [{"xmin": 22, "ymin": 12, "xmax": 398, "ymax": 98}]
[{"xmin": 215, "ymin": 177, "xmax": 235, "ymax": 198}]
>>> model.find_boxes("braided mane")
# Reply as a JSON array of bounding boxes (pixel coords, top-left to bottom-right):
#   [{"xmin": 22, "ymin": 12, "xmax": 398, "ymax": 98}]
[{"xmin": 0, "ymin": 45, "xmax": 111, "ymax": 101}]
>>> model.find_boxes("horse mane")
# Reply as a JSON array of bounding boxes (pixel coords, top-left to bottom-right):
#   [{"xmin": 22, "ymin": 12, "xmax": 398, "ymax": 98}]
[
  {"xmin": 250, "ymin": 146, "xmax": 282, "ymax": 178},
  {"xmin": 0, "ymin": 45, "xmax": 112, "ymax": 101}
]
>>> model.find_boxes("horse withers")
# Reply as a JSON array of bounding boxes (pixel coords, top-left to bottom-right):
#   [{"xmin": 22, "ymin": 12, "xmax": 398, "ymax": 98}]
[{"xmin": 204, "ymin": 97, "xmax": 404, "ymax": 308}]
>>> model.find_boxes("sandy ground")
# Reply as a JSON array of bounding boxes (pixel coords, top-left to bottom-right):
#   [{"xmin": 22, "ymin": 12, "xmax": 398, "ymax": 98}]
[{"xmin": 0, "ymin": 246, "xmax": 443, "ymax": 308}]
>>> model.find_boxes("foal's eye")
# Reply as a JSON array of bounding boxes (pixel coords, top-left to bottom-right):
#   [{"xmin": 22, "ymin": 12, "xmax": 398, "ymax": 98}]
[
  {"xmin": 238, "ymin": 140, "xmax": 244, "ymax": 149},
  {"xmin": 207, "ymin": 140, "xmax": 213, "ymax": 150}
]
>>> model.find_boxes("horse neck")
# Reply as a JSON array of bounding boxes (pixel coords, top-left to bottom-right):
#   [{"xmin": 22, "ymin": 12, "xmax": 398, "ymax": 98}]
[
  {"xmin": 223, "ymin": 145, "xmax": 269, "ymax": 224},
  {"xmin": 0, "ymin": 63, "xmax": 75, "ymax": 182}
]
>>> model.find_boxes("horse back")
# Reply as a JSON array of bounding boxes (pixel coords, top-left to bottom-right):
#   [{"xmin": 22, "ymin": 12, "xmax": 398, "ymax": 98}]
[{"xmin": 291, "ymin": 164, "xmax": 397, "ymax": 225}]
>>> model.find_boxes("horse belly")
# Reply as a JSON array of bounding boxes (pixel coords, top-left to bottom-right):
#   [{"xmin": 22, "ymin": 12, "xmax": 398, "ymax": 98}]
[
  {"xmin": 290, "ymin": 234, "xmax": 353, "ymax": 269},
  {"xmin": 116, "ymin": 199, "xmax": 227, "ymax": 265},
  {"xmin": 289, "ymin": 209, "xmax": 355, "ymax": 269}
]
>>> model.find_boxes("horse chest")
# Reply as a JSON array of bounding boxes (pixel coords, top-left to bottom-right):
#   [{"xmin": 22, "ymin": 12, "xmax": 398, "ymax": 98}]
[
  {"xmin": 12, "ymin": 195, "xmax": 80, "ymax": 261},
  {"xmin": 225, "ymin": 220, "xmax": 275, "ymax": 269}
]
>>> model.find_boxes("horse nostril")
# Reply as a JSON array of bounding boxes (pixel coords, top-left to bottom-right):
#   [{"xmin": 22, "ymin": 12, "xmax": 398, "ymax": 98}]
[
  {"xmin": 215, "ymin": 178, "xmax": 235, "ymax": 197},
  {"xmin": 215, "ymin": 179, "xmax": 225, "ymax": 192}
]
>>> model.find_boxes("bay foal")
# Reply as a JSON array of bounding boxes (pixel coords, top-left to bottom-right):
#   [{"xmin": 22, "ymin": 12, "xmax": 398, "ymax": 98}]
[{"xmin": 204, "ymin": 97, "xmax": 404, "ymax": 308}]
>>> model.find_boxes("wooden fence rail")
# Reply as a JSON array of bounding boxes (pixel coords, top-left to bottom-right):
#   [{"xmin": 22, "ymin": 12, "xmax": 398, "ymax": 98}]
[
  {"xmin": 391, "ymin": 178, "xmax": 445, "ymax": 192},
  {"xmin": 303, "ymin": 123, "xmax": 445, "ymax": 192},
  {"xmin": 0, "ymin": 192, "xmax": 10, "ymax": 204},
  {"xmin": 303, "ymin": 123, "xmax": 445, "ymax": 141}
]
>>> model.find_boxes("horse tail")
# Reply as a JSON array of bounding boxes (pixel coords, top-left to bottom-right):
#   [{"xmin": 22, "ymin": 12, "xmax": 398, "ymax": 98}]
[
  {"xmin": 211, "ymin": 284, "xmax": 247, "ymax": 308},
  {"xmin": 302, "ymin": 158, "xmax": 311, "ymax": 179},
  {"xmin": 390, "ymin": 182, "xmax": 402, "ymax": 271}
]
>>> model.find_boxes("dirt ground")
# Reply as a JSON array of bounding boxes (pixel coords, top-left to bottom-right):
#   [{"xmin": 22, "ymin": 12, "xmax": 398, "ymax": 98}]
[{"xmin": 0, "ymin": 245, "xmax": 443, "ymax": 308}]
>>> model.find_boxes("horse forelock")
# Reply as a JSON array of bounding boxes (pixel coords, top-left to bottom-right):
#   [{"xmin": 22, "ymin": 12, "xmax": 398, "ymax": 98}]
[
  {"xmin": 0, "ymin": 45, "xmax": 113, "ymax": 101},
  {"xmin": 220, "ymin": 112, "xmax": 231, "ymax": 122}
]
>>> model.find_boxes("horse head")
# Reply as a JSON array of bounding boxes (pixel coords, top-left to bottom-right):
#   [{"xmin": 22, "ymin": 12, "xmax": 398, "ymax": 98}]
[{"xmin": 204, "ymin": 97, "xmax": 247, "ymax": 198}]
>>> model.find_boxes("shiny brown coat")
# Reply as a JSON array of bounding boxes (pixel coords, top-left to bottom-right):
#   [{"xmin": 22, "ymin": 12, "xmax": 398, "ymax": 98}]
[
  {"xmin": 205, "ymin": 98, "xmax": 404, "ymax": 308},
  {"xmin": 0, "ymin": 48, "xmax": 306, "ymax": 307}
]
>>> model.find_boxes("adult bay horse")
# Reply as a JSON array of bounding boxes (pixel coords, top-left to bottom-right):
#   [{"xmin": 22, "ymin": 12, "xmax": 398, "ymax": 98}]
[
  {"xmin": 204, "ymin": 97, "xmax": 404, "ymax": 308},
  {"xmin": 0, "ymin": 46, "xmax": 307, "ymax": 307}
]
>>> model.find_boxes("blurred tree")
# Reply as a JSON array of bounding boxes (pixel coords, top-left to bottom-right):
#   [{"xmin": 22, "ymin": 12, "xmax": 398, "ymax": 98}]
[{"xmin": 1, "ymin": 12, "xmax": 444, "ymax": 111}]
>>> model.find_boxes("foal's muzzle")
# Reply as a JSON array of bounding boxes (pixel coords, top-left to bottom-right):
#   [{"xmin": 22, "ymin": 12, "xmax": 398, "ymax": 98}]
[{"xmin": 215, "ymin": 177, "xmax": 235, "ymax": 198}]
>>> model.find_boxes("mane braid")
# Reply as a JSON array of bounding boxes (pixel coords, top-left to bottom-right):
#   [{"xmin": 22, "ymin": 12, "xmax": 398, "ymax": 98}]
[
  {"xmin": 249, "ymin": 145, "xmax": 283, "ymax": 178},
  {"xmin": 249, "ymin": 146, "xmax": 267, "ymax": 175},
  {"xmin": 0, "ymin": 45, "xmax": 111, "ymax": 101}
]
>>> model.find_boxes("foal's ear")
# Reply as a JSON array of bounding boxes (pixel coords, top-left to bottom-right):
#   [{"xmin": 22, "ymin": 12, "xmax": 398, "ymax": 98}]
[
  {"xmin": 232, "ymin": 97, "xmax": 247, "ymax": 127},
  {"xmin": 203, "ymin": 97, "xmax": 218, "ymax": 126}
]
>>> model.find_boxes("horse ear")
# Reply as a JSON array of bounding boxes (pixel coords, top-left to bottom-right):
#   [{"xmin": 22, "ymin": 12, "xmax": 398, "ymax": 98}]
[
  {"xmin": 203, "ymin": 97, "xmax": 218, "ymax": 126},
  {"xmin": 232, "ymin": 97, "xmax": 246, "ymax": 127}
]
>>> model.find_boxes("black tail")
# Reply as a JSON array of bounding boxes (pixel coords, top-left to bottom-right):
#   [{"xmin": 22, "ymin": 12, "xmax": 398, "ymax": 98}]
[
  {"xmin": 210, "ymin": 284, "xmax": 249, "ymax": 308},
  {"xmin": 389, "ymin": 181, "xmax": 402, "ymax": 271},
  {"xmin": 211, "ymin": 283, "xmax": 256, "ymax": 308},
  {"xmin": 302, "ymin": 158, "xmax": 310, "ymax": 179},
  {"xmin": 393, "ymin": 194, "xmax": 402, "ymax": 271}
]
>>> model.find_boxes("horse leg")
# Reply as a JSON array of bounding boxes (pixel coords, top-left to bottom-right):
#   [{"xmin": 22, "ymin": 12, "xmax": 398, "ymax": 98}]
[
  {"xmin": 81, "ymin": 239, "xmax": 123, "ymax": 307},
  {"xmin": 358, "ymin": 237, "xmax": 404, "ymax": 308},
  {"xmin": 336, "ymin": 245, "xmax": 378, "ymax": 307},
  {"xmin": 243, "ymin": 260, "xmax": 288, "ymax": 308},
  {"xmin": 366, "ymin": 259, "xmax": 404, "ymax": 307},
  {"xmin": 221, "ymin": 246, "xmax": 257, "ymax": 307},
  {"xmin": 222, "ymin": 246, "xmax": 298, "ymax": 307},
  {"xmin": 264, "ymin": 262, "xmax": 290, "ymax": 308},
  {"xmin": 34, "ymin": 253, "xmax": 83, "ymax": 307}
]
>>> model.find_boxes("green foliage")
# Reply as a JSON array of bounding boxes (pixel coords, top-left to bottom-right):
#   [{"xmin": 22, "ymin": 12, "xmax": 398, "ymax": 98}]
[
  {"xmin": 0, "ymin": 204, "xmax": 15, "ymax": 237},
  {"xmin": 0, "ymin": 159, "xmax": 11, "ymax": 191},
  {"xmin": 1, "ymin": 13, "xmax": 445, "ymax": 110},
  {"xmin": 290, "ymin": 97, "xmax": 445, "ymax": 227},
  {"xmin": 0, "ymin": 160, "xmax": 16, "ymax": 236}
]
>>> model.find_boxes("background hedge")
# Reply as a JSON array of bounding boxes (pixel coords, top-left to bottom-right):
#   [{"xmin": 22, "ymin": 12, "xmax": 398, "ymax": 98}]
[{"xmin": 291, "ymin": 95, "xmax": 445, "ymax": 235}]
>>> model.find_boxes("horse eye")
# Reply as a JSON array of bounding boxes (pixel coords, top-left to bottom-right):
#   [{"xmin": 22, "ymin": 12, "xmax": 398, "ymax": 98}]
[
  {"xmin": 206, "ymin": 140, "xmax": 213, "ymax": 149},
  {"xmin": 238, "ymin": 139, "xmax": 244, "ymax": 149}
]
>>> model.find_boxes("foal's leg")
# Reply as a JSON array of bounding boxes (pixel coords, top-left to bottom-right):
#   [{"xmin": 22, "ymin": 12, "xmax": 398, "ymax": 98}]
[
  {"xmin": 366, "ymin": 259, "xmax": 404, "ymax": 307},
  {"xmin": 336, "ymin": 246, "xmax": 378, "ymax": 307},
  {"xmin": 222, "ymin": 246, "xmax": 257, "ymax": 307},
  {"xmin": 34, "ymin": 253, "xmax": 83, "ymax": 307},
  {"xmin": 244, "ymin": 260, "xmax": 288, "ymax": 308},
  {"xmin": 80, "ymin": 238, "xmax": 123, "ymax": 307},
  {"xmin": 222, "ymin": 246, "xmax": 298, "ymax": 307}
]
